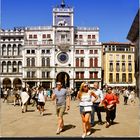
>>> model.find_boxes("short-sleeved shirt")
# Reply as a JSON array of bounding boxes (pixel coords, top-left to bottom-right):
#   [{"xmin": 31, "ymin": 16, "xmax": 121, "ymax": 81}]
[
  {"xmin": 79, "ymin": 91, "xmax": 93, "ymax": 107},
  {"xmin": 53, "ymin": 88, "xmax": 69, "ymax": 106}
]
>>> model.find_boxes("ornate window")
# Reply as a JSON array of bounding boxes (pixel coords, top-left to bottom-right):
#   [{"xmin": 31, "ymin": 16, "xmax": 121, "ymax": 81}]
[
  {"xmin": 109, "ymin": 63, "xmax": 113, "ymax": 72},
  {"xmin": 109, "ymin": 73, "xmax": 113, "ymax": 82},
  {"xmin": 116, "ymin": 73, "xmax": 119, "ymax": 83},
  {"xmin": 31, "ymin": 58, "xmax": 35, "ymax": 66},
  {"xmin": 46, "ymin": 58, "xmax": 50, "ymax": 66},
  {"xmin": 128, "ymin": 73, "xmax": 132, "ymax": 83},
  {"xmin": 89, "ymin": 72, "xmax": 93, "ymax": 79},
  {"xmin": 2, "ymin": 44, "xmax": 6, "ymax": 56},
  {"xmin": 122, "ymin": 73, "xmax": 126, "ymax": 82},
  {"xmin": 42, "ymin": 58, "xmax": 45, "ymax": 66},
  {"xmin": 122, "ymin": 63, "xmax": 126, "ymax": 72},
  {"xmin": 81, "ymin": 58, "xmax": 84, "ymax": 67},
  {"xmin": 7, "ymin": 44, "xmax": 12, "ymax": 56},
  {"xmin": 94, "ymin": 72, "xmax": 98, "ymax": 79},
  {"xmin": 27, "ymin": 58, "xmax": 30, "ymax": 66},
  {"xmin": 128, "ymin": 63, "xmax": 132, "ymax": 72},
  {"xmin": 76, "ymin": 58, "xmax": 79, "ymax": 67},
  {"xmin": 116, "ymin": 63, "xmax": 120, "ymax": 72},
  {"xmin": 2, "ymin": 61, "xmax": 6, "ymax": 73},
  {"xmin": 94, "ymin": 58, "xmax": 98, "ymax": 67},
  {"xmin": 89, "ymin": 58, "xmax": 93, "ymax": 67}
]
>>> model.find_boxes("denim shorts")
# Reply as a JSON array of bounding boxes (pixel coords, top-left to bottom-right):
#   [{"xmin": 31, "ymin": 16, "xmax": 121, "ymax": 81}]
[{"xmin": 80, "ymin": 106, "xmax": 92, "ymax": 114}]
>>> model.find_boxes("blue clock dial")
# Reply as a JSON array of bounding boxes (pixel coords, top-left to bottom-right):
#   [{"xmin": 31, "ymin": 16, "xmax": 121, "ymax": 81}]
[{"xmin": 57, "ymin": 52, "xmax": 69, "ymax": 63}]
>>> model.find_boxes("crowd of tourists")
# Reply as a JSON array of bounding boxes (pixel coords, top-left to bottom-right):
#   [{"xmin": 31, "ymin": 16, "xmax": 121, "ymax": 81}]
[{"xmin": 0, "ymin": 82, "xmax": 137, "ymax": 138}]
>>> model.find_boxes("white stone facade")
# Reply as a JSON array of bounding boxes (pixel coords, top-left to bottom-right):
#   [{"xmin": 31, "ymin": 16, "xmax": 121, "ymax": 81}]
[
  {"xmin": 0, "ymin": 28, "xmax": 24, "ymax": 89},
  {"xmin": 0, "ymin": 1, "xmax": 102, "ymax": 89}
]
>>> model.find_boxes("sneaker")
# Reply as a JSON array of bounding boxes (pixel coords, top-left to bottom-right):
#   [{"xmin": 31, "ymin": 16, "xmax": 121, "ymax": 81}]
[
  {"xmin": 105, "ymin": 122, "xmax": 110, "ymax": 128},
  {"xmin": 82, "ymin": 133, "xmax": 86, "ymax": 138},
  {"xmin": 86, "ymin": 131, "xmax": 91, "ymax": 136},
  {"xmin": 56, "ymin": 128, "xmax": 60, "ymax": 135},
  {"xmin": 59, "ymin": 128, "xmax": 63, "ymax": 132}
]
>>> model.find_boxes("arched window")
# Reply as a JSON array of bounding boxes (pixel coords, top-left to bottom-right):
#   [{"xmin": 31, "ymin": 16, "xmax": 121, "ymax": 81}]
[
  {"xmin": 13, "ymin": 44, "xmax": 17, "ymax": 56},
  {"xmin": 18, "ymin": 61, "xmax": 22, "ymax": 73},
  {"xmin": 13, "ymin": 61, "xmax": 17, "ymax": 72},
  {"xmin": 27, "ymin": 58, "xmax": 30, "ymax": 66},
  {"xmin": 7, "ymin": 61, "xmax": 12, "ymax": 73},
  {"xmin": 18, "ymin": 44, "xmax": 22, "ymax": 55},
  {"xmin": 42, "ymin": 58, "xmax": 45, "ymax": 66},
  {"xmin": 7, "ymin": 44, "xmax": 12, "ymax": 56},
  {"xmin": 76, "ymin": 58, "xmax": 79, "ymax": 67},
  {"xmin": 31, "ymin": 58, "xmax": 35, "ymax": 66},
  {"xmin": 2, "ymin": 61, "xmax": 6, "ymax": 73},
  {"xmin": 46, "ymin": 58, "xmax": 50, "ymax": 66},
  {"xmin": 2, "ymin": 44, "xmax": 6, "ymax": 56},
  {"xmin": 89, "ymin": 58, "xmax": 93, "ymax": 67}
]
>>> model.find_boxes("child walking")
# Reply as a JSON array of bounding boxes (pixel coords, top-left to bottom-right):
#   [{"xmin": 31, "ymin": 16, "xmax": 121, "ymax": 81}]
[{"xmin": 38, "ymin": 86, "xmax": 45, "ymax": 116}]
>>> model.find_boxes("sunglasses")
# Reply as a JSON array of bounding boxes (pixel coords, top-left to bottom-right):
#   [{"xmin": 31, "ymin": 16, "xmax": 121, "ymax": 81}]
[{"xmin": 83, "ymin": 85, "xmax": 88, "ymax": 88}]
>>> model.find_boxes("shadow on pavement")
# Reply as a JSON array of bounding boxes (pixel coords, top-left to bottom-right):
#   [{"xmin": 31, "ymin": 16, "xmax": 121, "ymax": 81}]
[
  {"xmin": 62, "ymin": 124, "xmax": 76, "ymax": 132},
  {"xmin": 43, "ymin": 113, "xmax": 52, "ymax": 116},
  {"xmin": 111, "ymin": 121, "xmax": 119, "ymax": 125},
  {"xmin": 91, "ymin": 121, "xmax": 105, "ymax": 127},
  {"xmin": 64, "ymin": 112, "xmax": 68, "ymax": 115},
  {"xmin": 26, "ymin": 109, "xmax": 35, "ymax": 112},
  {"xmin": 91, "ymin": 128, "xmax": 101, "ymax": 134}
]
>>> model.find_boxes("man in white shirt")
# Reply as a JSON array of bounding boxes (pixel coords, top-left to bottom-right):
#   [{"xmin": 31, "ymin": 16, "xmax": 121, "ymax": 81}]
[{"xmin": 90, "ymin": 82, "xmax": 104, "ymax": 126}]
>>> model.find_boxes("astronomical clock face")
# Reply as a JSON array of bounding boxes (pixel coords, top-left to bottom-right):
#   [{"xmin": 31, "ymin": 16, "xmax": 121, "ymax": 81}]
[
  {"xmin": 55, "ymin": 15, "xmax": 71, "ymax": 26},
  {"xmin": 57, "ymin": 52, "xmax": 69, "ymax": 63}
]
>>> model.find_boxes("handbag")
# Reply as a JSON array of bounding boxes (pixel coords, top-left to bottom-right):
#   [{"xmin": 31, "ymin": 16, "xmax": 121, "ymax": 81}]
[
  {"xmin": 83, "ymin": 106, "xmax": 92, "ymax": 112},
  {"xmin": 107, "ymin": 104, "xmax": 115, "ymax": 111}
]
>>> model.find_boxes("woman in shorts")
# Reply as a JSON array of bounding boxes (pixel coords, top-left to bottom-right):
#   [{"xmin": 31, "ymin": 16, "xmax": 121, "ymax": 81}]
[{"xmin": 77, "ymin": 82, "xmax": 98, "ymax": 138}]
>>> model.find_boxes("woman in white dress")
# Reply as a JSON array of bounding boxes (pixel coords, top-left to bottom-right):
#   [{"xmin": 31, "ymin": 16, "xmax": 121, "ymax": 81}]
[{"xmin": 20, "ymin": 88, "xmax": 29, "ymax": 113}]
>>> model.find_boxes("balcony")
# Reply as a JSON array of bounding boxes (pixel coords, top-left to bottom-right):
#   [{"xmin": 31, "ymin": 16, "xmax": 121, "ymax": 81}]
[{"xmin": 25, "ymin": 40, "xmax": 53, "ymax": 46}]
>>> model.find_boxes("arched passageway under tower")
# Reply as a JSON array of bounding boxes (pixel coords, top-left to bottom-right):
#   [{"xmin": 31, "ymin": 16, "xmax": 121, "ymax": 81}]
[{"xmin": 56, "ymin": 72, "xmax": 70, "ymax": 88}]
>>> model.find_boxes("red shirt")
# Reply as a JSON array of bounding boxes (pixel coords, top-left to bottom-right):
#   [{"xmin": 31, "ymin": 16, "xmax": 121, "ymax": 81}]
[{"xmin": 103, "ymin": 93, "xmax": 119, "ymax": 107}]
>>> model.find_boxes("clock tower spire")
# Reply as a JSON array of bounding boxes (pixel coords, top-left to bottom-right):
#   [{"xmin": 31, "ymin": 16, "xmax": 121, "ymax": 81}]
[{"xmin": 61, "ymin": 0, "xmax": 65, "ymax": 8}]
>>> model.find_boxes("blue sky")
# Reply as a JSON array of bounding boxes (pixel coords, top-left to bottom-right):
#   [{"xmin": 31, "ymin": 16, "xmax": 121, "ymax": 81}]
[{"xmin": 1, "ymin": 0, "xmax": 139, "ymax": 42}]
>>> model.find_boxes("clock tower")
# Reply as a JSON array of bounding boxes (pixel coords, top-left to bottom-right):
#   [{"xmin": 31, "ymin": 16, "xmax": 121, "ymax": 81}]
[
  {"xmin": 52, "ymin": 0, "xmax": 75, "ymax": 87},
  {"xmin": 53, "ymin": 0, "xmax": 74, "ymax": 48},
  {"xmin": 53, "ymin": 0, "xmax": 74, "ymax": 27}
]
